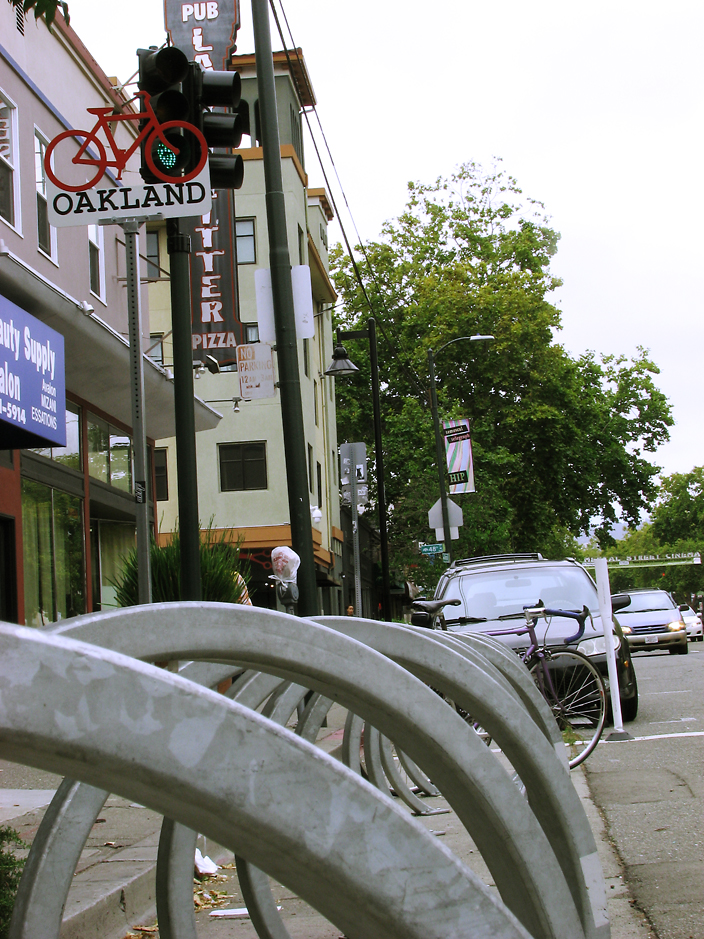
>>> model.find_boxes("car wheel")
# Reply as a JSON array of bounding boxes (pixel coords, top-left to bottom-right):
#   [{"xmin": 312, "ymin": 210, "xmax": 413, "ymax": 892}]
[
  {"xmin": 620, "ymin": 667, "xmax": 639, "ymax": 722},
  {"xmin": 670, "ymin": 643, "xmax": 689, "ymax": 655}
]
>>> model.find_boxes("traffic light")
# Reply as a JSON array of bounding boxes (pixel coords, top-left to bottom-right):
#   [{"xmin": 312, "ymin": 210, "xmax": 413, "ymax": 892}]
[
  {"xmin": 137, "ymin": 46, "xmax": 202, "ymax": 183},
  {"xmin": 184, "ymin": 63, "xmax": 245, "ymax": 190}
]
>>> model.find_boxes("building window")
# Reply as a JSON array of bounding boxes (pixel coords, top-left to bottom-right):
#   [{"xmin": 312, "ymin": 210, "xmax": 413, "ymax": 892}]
[
  {"xmin": 314, "ymin": 379, "xmax": 319, "ymax": 425},
  {"xmin": 297, "ymin": 224, "xmax": 305, "ymax": 265},
  {"xmin": 22, "ymin": 479, "xmax": 85, "ymax": 625},
  {"xmin": 0, "ymin": 91, "xmax": 18, "ymax": 228},
  {"xmin": 29, "ymin": 403, "xmax": 81, "ymax": 470},
  {"xmin": 146, "ymin": 230, "xmax": 160, "ymax": 279},
  {"xmin": 35, "ymin": 133, "xmax": 55, "ymax": 258},
  {"xmin": 219, "ymin": 442, "xmax": 267, "ymax": 491},
  {"xmin": 316, "ymin": 461, "xmax": 322, "ymax": 512},
  {"xmin": 148, "ymin": 333, "xmax": 164, "ymax": 366},
  {"xmin": 87, "ymin": 413, "xmax": 132, "ymax": 492},
  {"xmin": 245, "ymin": 324, "xmax": 259, "ymax": 343},
  {"xmin": 308, "ymin": 444, "xmax": 314, "ymax": 494},
  {"xmin": 303, "ymin": 338, "xmax": 309, "ymax": 377},
  {"xmin": 235, "ymin": 218, "xmax": 256, "ymax": 263},
  {"xmin": 88, "ymin": 224, "xmax": 104, "ymax": 299},
  {"xmin": 154, "ymin": 448, "xmax": 168, "ymax": 501}
]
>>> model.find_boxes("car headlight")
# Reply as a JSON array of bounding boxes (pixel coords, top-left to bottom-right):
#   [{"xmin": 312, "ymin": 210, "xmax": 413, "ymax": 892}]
[
  {"xmin": 667, "ymin": 621, "xmax": 685, "ymax": 632},
  {"xmin": 620, "ymin": 625, "xmax": 632, "ymax": 634},
  {"xmin": 577, "ymin": 634, "xmax": 620, "ymax": 657}
]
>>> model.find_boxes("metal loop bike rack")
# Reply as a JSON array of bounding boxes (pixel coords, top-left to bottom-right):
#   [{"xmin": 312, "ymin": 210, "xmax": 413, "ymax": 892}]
[{"xmin": 1, "ymin": 604, "xmax": 610, "ymax": 939}]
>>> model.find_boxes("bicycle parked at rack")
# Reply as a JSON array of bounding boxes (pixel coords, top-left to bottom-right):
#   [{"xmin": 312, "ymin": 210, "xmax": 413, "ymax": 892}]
[
  {"xmin": 45, "ymin": 91, "xmax": 207, "ymax": 193},
  {"xmin": 411, "ymin": 597, "xmax": 607, "ymax": 767},
  {"xmin": 487, "ymin": 605, "xmax": 606, "ymax": 767}
]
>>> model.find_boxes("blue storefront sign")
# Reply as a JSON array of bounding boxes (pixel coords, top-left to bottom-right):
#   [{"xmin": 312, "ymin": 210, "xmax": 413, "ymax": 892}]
[{"xmin": 0, "ymin": 295, "xmax": 66, "ymax": 448}]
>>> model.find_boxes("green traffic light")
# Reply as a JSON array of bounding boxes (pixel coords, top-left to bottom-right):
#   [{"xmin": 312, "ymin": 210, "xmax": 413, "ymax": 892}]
[{"xmin": 153, "ymin": 140, "xmax": 177, "ymax": 171}]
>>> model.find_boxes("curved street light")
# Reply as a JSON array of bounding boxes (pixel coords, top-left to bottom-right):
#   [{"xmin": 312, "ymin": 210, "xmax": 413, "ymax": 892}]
[{"xmin": 428, "ymin": 335, "xmax": 494, "ymax": 564}]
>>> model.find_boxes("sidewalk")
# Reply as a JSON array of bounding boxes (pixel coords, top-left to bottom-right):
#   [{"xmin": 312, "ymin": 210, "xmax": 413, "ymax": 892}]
[{"xmin": 0, "ymin": 715, "xmax": 654, "ymax": 939}]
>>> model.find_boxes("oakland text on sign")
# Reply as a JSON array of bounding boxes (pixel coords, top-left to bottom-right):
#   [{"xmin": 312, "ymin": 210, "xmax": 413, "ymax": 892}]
[{"xmin": 46, "ymin": 168, "xmax": 212, "ymax": 227}]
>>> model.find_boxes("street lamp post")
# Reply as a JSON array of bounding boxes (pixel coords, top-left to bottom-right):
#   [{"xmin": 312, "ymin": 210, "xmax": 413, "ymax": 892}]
[
  {"xmin": 428, "ymin": 335, "xmax": 494, "ymax": 564},
  {"xmin": 326, "ymin": 317, "xmax": 392, "ymax": 621}
]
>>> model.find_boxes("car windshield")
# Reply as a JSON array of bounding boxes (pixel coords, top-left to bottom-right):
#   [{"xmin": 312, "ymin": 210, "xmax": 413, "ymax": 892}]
[
  {"xmin": 620, "ymin": 591, "xmax": 676, "ymax": 613},
  {"xmin": 438, "ymin": 565, "xmax": 598, "ymax": 622}
]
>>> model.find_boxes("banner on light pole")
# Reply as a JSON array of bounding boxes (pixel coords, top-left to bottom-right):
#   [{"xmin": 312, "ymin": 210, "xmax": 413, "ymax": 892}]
[{"xmin": 443, "ymin": 418, "xmax": 475, "ymax": 494}]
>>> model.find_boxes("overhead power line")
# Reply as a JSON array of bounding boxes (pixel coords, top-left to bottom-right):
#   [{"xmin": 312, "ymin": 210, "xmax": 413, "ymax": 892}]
[{"xmin": 267, "ymin": 0, "xmax": 429, "ymax": 400}]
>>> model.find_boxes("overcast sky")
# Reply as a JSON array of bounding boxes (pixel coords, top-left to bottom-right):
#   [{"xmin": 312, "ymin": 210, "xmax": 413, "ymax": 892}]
[{"xmin": 63, "ymin": 0, "xmax": 703, "ymax": 481}]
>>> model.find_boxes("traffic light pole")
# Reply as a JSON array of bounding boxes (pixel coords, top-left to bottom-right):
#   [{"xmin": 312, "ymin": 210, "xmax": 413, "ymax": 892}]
[
  {"xmin": 167, "ymin": 218, "xmax": 202, "ymax": 601},
  {"xmin": 251, "ymin": 0, "xmax": 318, "ymax": 617}
]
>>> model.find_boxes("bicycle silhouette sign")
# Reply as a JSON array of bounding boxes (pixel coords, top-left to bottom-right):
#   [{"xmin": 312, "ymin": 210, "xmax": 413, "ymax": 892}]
[{"xmin": 45, "ymin": 92, "xmax": 211, "ymax": 227}]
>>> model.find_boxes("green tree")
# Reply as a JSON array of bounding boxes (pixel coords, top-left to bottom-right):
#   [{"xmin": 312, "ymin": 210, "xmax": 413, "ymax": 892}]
[
  {"xmin": 331, "ymin": 162, "xmax": 672, "ymax": 585},
  {"xmin": 7, "ymin": 0, "xmax": 69, "ymax": 25},
  {"xmin": 651, "ymin": 467, "xmax": 704, "ymax": 544}
]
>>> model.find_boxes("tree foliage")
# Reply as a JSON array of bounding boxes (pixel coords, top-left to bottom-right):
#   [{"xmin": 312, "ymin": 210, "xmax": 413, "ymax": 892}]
[
  {"xmin": 7, "ymin": 0, "xmax": 68, "ymax": 25},
  {"xmin": 330, "ymin": 162, "xmax": 672, "ymax": 585},
  {"xmin": 605, "ymin": 467, "xmax": 704, "ymax": 600}
]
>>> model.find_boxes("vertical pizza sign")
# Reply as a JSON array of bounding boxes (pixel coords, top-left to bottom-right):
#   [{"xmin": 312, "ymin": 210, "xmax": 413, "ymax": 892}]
[{"xmin": 164, "ymin": 0, "xmax": 244, "ymax": 365}]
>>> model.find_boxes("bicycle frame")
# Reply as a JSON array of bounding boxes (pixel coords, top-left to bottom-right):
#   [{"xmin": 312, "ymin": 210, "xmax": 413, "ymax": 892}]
[{"xmin": 72, "ymin": 92, "xmax": 178, "ymax": 180}]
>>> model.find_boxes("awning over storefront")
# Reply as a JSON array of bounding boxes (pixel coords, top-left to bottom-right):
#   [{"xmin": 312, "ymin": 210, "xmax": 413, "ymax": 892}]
[{"xmin": 0, "ymin": 242, "xmax": 221, "ymax": 439}]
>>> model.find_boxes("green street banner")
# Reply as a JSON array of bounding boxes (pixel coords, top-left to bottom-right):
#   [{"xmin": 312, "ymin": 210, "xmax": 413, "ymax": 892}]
[{"xmin": 443, "ymin": 419, "xmax": 475, "ymax": 494}]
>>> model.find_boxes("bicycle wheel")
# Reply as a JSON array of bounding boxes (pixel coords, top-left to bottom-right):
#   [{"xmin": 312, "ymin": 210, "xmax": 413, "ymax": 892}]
[
  {"xmin": 45, "ymin": 130, "xmax": 107, "ymax": 192},
  {"xmin": 145, "ymin": 122, "xmax": 207, "ymax": 183},
  {"xmin": 529, "ymin": 650, "xmax": 606, "ymax": 768}
]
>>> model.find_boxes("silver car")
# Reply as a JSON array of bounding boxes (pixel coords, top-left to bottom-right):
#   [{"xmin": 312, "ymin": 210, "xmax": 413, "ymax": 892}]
[{"xmin": 613, "ymin": 588, "xmax": 688, "ymax": 655}]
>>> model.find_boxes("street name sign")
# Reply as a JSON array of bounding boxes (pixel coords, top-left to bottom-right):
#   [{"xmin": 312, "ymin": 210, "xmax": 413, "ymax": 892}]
[{"xmin": 420, "ymin": 543, "xmax": 444, "ymax": 556}]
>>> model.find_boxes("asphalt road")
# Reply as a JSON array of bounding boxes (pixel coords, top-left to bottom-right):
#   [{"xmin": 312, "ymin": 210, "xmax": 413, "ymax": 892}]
[{"xmin": 585, "ymin": 643, "xmax": 704, "ymax": 939}]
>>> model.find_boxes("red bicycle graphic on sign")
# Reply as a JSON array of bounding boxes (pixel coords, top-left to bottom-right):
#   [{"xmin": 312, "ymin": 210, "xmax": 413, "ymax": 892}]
[{"xmin": 45, "ymin": 92, "xmax": 207, "ymax": 193}]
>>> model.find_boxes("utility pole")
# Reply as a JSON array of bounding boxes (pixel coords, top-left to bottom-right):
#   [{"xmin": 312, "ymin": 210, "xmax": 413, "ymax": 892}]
[{"xmin": 251, "ymin": 0, "xmax": 318, "ymax": 616}]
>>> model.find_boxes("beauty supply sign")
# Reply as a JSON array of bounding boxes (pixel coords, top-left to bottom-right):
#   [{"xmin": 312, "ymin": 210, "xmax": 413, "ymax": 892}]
[{"xmin": 0, "ymin": 295, "xmax": 66, "ymax": 448}]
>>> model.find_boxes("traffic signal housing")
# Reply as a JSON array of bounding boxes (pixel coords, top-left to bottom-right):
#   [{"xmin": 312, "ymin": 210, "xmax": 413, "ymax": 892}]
[
  {"xmin": 185, "ymin": 63, "xmax": 245, "ymax": 190},
  {"xmin": 137, "ymin": 46, "xmax": 202, "ymax": 183}
]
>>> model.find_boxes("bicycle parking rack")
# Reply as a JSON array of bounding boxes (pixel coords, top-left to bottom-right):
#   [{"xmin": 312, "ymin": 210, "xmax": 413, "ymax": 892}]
[{"xmin": 0, "ymin": 604, "xmax": 611, "ymax": 939}]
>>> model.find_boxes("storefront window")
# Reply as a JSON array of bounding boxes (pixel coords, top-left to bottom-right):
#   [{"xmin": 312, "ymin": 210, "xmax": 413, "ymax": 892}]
[
  {"xmin": 22, "ymin": 479, "xmax": 85, "ymax": 625},
  {"xmin": 87, "ymin": 414, "xmax": 109, "ymax": 482},
  {"xmin": 109, "ymin": 433, "xmax": 132, "ymax": 492},
  {"xmin": 91, "ymin": 520, "xmax": 135, "ymax": 610}
]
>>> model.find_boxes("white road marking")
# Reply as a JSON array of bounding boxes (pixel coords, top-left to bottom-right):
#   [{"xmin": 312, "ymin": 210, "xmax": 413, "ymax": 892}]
[
  {"xmin": 602, "ymin": 731, "xmax": 704, "ymax": 743},
  {"xmin": 640, "ymin": 690, "xmax": 692, "ymax": 695}
]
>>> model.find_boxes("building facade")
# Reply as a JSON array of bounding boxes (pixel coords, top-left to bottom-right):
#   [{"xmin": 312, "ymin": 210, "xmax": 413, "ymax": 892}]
[
  {"xmin": 148, "ymin": 50, "xmax": 344, "ymax": 613},
  {"xmin": 0, "ymin": 7, "xmax": 218, "ymax": 624}
]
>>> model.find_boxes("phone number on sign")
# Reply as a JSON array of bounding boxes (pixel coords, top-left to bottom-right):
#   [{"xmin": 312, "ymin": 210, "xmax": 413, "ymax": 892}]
[{"xmin": 1, "ymin": 401, "xmax": 27, "ymax": 424}]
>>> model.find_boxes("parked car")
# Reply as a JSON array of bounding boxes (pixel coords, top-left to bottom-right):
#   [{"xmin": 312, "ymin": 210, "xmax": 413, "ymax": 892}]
[
  {"xmin": 679, "ymin": 604, "xmax": 703, "ymax": 642},
  {"xmin": 611, "ymin": 588, "xmax": 688, "ymax": 655},
  {"xmin": 414, "ymin": 553, "xmax": 639, "ymax": 721}
]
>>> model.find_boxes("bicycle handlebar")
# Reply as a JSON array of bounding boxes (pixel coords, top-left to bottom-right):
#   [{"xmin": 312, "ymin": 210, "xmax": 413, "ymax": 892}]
[
  {"xmin": 411, "ymin": 598, "xmax": 461, "ymax": 616},
  {"xmin": 524, "ymin": 605, "xmax": 591, "ymax": 645}
]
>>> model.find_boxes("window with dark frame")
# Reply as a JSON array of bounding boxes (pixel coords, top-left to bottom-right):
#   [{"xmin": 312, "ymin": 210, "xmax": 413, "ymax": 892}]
[
  {"xmin": 307, "ymin": 444, "xmax": 314, "ymax": 494},
  {"xmin": 219, "ymin": 442, "xmax": 267, "ymax": 491},
  {"xmin": 88, "ymin": 224, "xmax": 102, "ymax": 297},
  {"xmin": 235, "ymin": 218, "xmax": 256, "ymax": 264},
  {"xmin": 313, "ymin": 379, "xmax": 318, "ymax": 425},
  {"xmin": 149, "ymin": 334, "xmax": 164, "ymax": 366},
  {"xmin": 303, "ymin": 338, "xmax": 309, "ymax": 377},
  {"xmin": 316, "ymin": 461, "xmax": 322, "ymax": 513},
  {"xmin": 245, "ymin": 324, "xmax": 259, "ymax": 343},
  {"xmin": 154, "ymin": 448, "xmax": 168, "ymax": 501},
  {"xmin": 146, "ymin": 230, "xmax": 160, "ymax": 279},
  {"xmin": 34, "ymin": 134, "xmax": 51, "ymax": 255}
]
